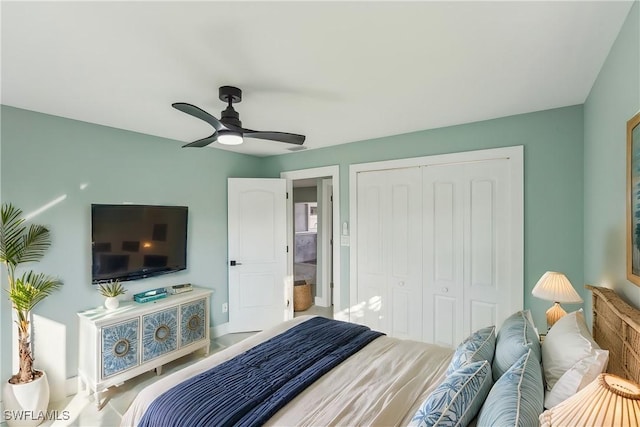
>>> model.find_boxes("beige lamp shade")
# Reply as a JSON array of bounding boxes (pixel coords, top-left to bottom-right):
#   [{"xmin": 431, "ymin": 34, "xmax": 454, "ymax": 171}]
[
  {"xmin": 532, "ymin": 271, "xmax": 583, "ymax": 328},
  {"xmin": 540, "ymin": 373, "xmax": 640, "ymax": 426},
  {"xmin": 531, "ymin": 271, "xmax": 583, "ymax": 303}
]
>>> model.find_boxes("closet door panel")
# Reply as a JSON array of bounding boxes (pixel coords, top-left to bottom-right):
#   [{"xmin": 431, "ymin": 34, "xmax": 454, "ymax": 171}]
[
  {"xmin": 388, "ymin": 171, "xmax": 422, "ymax": 340},
  {"xmin": 432, "ymin": 295, "xmax": 458, "ymax": 348},
  {"xmin": 465, "ymin": 159, "xmax": 510, "ymax": 333},
  {"xmin": 470, "ymin": 300, "xmax": 497, "ymax": 332},
  {"xmin": 356, "ymin": 168, "xmax": 422, "ymax": 339},
  {"xmin": 423, "ymin": 169, "xmax": 463, "ymax": 344},
  {"xmin": 470, "ymin": 179, "xmax": 495, "ymax": 288},
  {"xmin": 423, "ymin": 158, "xmax": 511, "ymax": 345},
  {"xmin": 356, "ymin": 176, "xmax": 386, "ymax": 331}
]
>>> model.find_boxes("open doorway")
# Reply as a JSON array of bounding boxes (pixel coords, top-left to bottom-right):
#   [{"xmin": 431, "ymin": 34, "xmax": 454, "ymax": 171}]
[
  {"xmin": 292, "ymin": 179, "xmax": 333, "ymax": 319},
  {"xmin": 281, "ymin": 165, "xmax": 340, "ymax": 320}
]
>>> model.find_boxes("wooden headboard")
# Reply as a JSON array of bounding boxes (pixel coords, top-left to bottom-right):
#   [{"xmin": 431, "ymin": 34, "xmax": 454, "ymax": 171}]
[{"xmin": 587, "ymin": 285, "xmax": 640, "ymax": 384}]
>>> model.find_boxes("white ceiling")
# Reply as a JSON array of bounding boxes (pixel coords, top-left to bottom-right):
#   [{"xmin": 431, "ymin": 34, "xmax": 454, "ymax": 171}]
[{"xmin": 1, "ymin": 1, "xmax": 633, "ymax": 157}]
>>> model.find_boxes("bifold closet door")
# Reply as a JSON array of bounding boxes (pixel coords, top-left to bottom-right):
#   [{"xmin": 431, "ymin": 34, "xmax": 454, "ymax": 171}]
[
  {"xmin": 356, "ymin": 167, "xmax": 423, "ymax": 340},
  {"xmin": 422, "ymin": 159, "xmax": 510, "ymax": 347}
]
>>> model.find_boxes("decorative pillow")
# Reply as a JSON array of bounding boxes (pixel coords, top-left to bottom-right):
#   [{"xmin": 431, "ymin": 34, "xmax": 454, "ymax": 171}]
[
  {"xmin": 477, "ymin": 350, "xmax": 544, "ymax": 427},
  {"xmin": 492, "ymin": 310, "xmax": 541, "ymax": 381},
  {"xmin": 523, "ymin": 309, "xmax": 540, "ymax": 339},
  {"xmin": 542, "ymin": 309, "xmax": 605, "ymax": 391},
  {"xmin": 446, "ymin": 326, "xmax": 496, "ymax": 376},
  {"xmin": 544, "ymin": 349, "xmax": 608, "ymax": 408},
  {"xmin": 409, "ymin": 360, "xmax": 493, "ymax": 427}
]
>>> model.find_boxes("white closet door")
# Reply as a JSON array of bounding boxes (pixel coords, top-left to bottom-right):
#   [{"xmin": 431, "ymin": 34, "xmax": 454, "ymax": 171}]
[
  {"xmin": 422, "ymin": 158, "xmax": 511, "ymax": 347},
  {"xmin": 422, "ymin": 167, "xmax": 464, "ymax": 347},
  {"xmin": 356, "ymin": 167, "xmax": 422, "ymax": 340}
]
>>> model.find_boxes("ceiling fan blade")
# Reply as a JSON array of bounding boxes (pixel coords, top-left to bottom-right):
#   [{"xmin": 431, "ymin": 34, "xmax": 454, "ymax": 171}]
[
  {"xmin": 182, "ymin": 134, "xmax": 218, "ymax": 148},
  {"xmin": 242, "ymin": 130, "xmax": 306, "ymax": 145},
  {"xmin": 172, "ymin": 102, "xmax": 222, "ymax": 131}
]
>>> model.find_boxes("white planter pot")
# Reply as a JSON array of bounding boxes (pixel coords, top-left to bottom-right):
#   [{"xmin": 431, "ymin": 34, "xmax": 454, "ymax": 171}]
[
  {"xmin": 2, "ymin": 371, "xmax": 50, "ymax": 427},
  {"xmin": 104, "ymin": 296, "xmax": 119, "ymax": 310}
]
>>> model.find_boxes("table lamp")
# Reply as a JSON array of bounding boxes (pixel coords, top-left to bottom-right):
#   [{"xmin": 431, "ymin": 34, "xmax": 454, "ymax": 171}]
[
  {"xmin": 531, "ymin": 271, "xmax": 583, "ymax": 329},
  {"xmin": 540, "ymin": 373, "xmax": 640, "ymax": 426}
]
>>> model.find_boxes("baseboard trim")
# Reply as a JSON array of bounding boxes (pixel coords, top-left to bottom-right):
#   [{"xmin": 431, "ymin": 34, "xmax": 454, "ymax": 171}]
[
  {"xmin": 65, "ymin": 377, "xmax": 78, "ymax": 397},
  {"xmin": 314, "ymin": 297, "xmax": 330, "ymax": 308},
  {"xmin": 211, "ymin": 322, "xmax": 229, "ymax": 338}
]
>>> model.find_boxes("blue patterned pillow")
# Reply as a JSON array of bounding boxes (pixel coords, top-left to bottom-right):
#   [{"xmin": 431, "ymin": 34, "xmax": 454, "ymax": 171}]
[
  {"xmin": 409, "ymin": 360, "xmax": 493, "ymax": 427},
  {"xmin": 446, "ymin": 326, "xmax": 496, "ymax": 376},
  {"xmin": 477, "ymin": 350, "xmax": 544, "ymax": 427},
  {"xmin": 492, "ymin": 310, "xmax": 541, "ymax": 380}
]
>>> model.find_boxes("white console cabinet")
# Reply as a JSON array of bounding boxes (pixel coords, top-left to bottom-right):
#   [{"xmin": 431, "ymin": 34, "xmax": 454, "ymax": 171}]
[{"xmin": 77, "ymin": 287, "xmax": 212, "ymax": 406}]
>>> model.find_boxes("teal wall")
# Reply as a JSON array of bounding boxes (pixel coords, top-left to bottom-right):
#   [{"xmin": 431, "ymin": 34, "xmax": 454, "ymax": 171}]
[
  {"xmin": 0, "ymin": 106, "xmax": 265, "ymax": 381},
  {"xmin": 263, "ymin": 105, "xmax": 586, "ymax": 332},
  {"xmin": 584, "ymin": 2, "xmax": 640, "ymax": 306}
]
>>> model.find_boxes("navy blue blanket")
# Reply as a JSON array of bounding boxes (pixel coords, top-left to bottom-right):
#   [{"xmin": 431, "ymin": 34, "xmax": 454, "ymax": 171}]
[{"xmin": 138, "ymin": 317, "xmax": 384, "ymax": 427}]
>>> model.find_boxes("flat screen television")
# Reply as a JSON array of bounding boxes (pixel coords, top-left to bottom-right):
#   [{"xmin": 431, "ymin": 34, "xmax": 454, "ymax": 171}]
[{"xmin": 91, "ymin": 204, "xmax": 188, "ymax": 284}]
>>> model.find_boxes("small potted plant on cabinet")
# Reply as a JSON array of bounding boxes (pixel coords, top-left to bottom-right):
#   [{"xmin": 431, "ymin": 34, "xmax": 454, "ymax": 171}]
[
  {"xmin": 1, "ymin": 203, "xmax": 63, "ymax": 427},
  {"xmin": 98, "ymin": 280, "xmax": 126, "ymax": 310}
]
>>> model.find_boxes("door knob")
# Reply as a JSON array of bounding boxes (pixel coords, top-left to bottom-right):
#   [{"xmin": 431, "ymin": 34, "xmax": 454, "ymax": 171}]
[
  {"xmin": 441, "ymin": 287, "xmax": 449, "ymax": 293},
  {"xmin": 398, "ymin": 281, "xmax": 405, "ymax": 287}
]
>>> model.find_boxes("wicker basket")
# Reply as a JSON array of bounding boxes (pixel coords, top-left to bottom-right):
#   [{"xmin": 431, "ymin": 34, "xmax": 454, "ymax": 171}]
[{"xmin": 294, "ymin": 280, "xmax": 312, "ymax": 312}]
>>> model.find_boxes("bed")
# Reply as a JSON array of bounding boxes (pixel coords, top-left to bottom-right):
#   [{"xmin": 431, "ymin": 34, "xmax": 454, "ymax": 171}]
[
  {"xmin": 121, "ymin": 286, "xmax": 640, "ymax": 427},
  {"xmin": 121, "ymin": 316, "xmax": 454, "ymax": 426}
]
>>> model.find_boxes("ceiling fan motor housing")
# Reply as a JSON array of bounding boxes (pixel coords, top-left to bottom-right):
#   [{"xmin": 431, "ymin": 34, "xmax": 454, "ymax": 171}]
[{"xmin": 219, "ymin": 86, "xmax": 242, "ymax": 128}]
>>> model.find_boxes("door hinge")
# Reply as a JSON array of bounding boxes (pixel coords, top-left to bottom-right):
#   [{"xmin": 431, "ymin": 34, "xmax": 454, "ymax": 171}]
[
  {"xmin": 286, "ymin": 192, "xmax": 289, "ymax": 199},
  {"xmin": 286, "ymin": 245, "xmax": 289, "ymax": 253},
  {"xmin": 287, "ymin": 299, "xmax": 290, "ymax": 307},
  {"xmin": 330, "ymin": 195, "xmax": 333, "ymax": 202}
]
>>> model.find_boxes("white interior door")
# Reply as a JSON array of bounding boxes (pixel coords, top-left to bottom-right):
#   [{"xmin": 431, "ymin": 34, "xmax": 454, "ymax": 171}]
[
  {"xmin": 320, "ymin": 179, "xmax": 334, "ymax": 308},
  {"xmin": 356, "ymin": 167, "xmax": 423, "ymax": 340},
  {"xmin": 423, "ymin": 158, "xmax": 512, "ymax": 346},
  {"xmin": 228, "ymin": 178, "xmax": 288, "ymax": 333}
]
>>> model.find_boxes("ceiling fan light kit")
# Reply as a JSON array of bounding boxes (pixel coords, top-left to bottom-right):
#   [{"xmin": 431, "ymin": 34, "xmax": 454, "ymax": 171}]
[
  {"xmin": 217, "ymin": 131, "xmax": 243, "ymax": 146},
  {"xmin": 173, "ymin": 86, "xmax": 305, "ymax": 148}
]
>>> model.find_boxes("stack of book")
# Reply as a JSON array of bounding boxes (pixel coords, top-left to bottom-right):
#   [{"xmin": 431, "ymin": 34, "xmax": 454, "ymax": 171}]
[
  {"xmin": 133, "ymin": 288, "xmax": 168, "ymax": 303},
  {"xmin": 171, "ymin": 283, "xmax": 193, "ymax": 294}
]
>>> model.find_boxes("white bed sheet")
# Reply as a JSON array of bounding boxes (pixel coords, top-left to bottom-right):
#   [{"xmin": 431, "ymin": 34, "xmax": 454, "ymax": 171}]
[{"xmin": 121, "ymin": 316, "xmax": 452, "ymax": 426}]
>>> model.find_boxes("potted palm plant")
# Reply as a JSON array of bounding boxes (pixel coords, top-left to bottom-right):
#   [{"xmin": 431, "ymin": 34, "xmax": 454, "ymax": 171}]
[{"xmin": 1, "ymin": 203, "xmax": 63, "ymax": 426}]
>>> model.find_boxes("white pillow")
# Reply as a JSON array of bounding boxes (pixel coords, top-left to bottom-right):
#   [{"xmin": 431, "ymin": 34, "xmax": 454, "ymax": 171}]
[
  {"xmin": 543, "ymin": 349, "xmax": 609, "ymax": 408},
  {"xmin": 541, "ymin": 309, "xmax": 603, "ymax": 391}
]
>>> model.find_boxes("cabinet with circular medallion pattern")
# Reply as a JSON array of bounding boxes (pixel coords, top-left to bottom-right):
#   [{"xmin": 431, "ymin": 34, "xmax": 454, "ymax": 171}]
[{"xmin": 78, "ymin": 287, "xmax": 212, "ymax": 407}]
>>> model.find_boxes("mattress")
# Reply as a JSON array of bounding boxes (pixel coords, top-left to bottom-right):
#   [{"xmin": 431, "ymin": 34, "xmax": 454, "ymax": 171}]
[{"xmin": 121, "ymin": 316, "xmax": 453, "ymax": 426}]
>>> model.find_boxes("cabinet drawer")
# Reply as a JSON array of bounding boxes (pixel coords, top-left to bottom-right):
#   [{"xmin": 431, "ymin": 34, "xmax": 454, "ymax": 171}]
[
  {"xmin": 142, "ymin": 307, "xmax": 178, "ymax": 362},
  {"xmin": 101, "ymin": 318, "xmax": 140, "ymax": 378},
  {"xmin": 180, "ymin": 298, "xmax": 206, "ymax": 347}
]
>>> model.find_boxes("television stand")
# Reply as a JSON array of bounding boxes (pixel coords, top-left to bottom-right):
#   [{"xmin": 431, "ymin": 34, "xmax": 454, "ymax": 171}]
[{"xmin": 77, "ymin": 287, "xmax": 212, "ymax": 407}]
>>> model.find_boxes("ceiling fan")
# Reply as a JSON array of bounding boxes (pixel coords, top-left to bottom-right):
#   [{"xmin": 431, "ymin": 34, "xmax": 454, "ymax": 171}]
[{"xmin": 173, "ymin": 86, "xmax": 306, "ymax": 148}]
